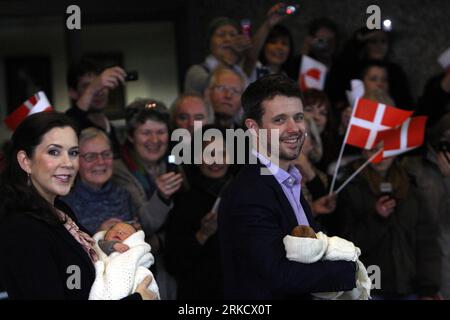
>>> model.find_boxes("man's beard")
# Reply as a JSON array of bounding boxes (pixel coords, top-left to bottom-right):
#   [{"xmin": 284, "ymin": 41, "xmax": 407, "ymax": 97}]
[{"xmin": 278, "ymin": 133, "xmax": 305, "ymax": 161}]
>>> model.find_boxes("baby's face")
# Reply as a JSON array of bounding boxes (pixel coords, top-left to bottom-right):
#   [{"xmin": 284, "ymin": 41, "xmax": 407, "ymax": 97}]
[{"xmin": 104, "ymin": 223, "xmax": 136, "ymax": 241}]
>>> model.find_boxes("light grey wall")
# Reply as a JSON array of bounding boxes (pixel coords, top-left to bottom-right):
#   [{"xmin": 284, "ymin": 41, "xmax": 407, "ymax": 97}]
[
  {"xmin": 0, "ymin": 19, "xmax": 179, "ymax": 143},
  {"xmin": 81, "ymin": 21, "xmax": 179, "ymax": 108}
]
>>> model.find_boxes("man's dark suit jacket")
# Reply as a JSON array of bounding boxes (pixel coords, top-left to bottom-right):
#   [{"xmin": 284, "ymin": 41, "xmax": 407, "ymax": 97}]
[{"xmin": 218, "ymin": 162, "xmax": 356, "ymax": 299}]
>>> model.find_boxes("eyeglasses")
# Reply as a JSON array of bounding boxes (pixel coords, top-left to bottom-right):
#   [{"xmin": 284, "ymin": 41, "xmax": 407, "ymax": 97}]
[
  {"xmin": 212, "ymin": 85, "xmax": 242, "ymax": 96},
  {"xmin": 80, "ymin": 150, "xmax": 113, "ymax": 162}
]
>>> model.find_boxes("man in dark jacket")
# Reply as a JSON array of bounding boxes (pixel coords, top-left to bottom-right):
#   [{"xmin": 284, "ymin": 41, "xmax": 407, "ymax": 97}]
[{"xmin": 218, "ymin": 74, "xmax": 356, "ymax": 299}]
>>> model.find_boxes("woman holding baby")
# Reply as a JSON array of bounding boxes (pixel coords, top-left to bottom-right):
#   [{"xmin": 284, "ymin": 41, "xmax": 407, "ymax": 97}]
[{"xmin": 0, "ymin": 112, "xmax": 156, "ymax": 300}]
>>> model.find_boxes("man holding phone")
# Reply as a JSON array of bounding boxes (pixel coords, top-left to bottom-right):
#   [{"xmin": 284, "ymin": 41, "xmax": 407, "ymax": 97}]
[
  {"xmin": 403, "ymin": 113, "xmax": 450, "ymax": 299},
  {"xmin": 66, "ymin": 58, "xmax": 134, "ymax": 156}
]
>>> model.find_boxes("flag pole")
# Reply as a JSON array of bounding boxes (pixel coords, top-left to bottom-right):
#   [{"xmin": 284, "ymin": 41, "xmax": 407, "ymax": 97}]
[
  {"xmin": 329, "ymin": 98, "xmax": 360, "ymax": 195},
  {"xmin": 334, "ymin": 149, "xmax": 382, "ymax": 195},
  {"xmin": 328, "ymin": 136, "xmax": 346, "ymax": 195}
]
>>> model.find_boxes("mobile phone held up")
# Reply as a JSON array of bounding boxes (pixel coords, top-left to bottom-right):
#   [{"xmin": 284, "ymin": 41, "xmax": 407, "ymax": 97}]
[
  {"xmin": 277, "ymin": 3, "xmax": 300, "ymax": 16},
  {"xmin": 125, "ymin": 70, "xmax": 138, "ymax": 81},
  {"xmin": 240, "ymin": 19, "xmax": 252, "ymax": 37},
  {"xmin": 379, "ymin": 182, "xmax": 393, "ymax": 199},
  {"xmin": 168, "ymin": 154, "xmax": 181, "ymax": 174}
]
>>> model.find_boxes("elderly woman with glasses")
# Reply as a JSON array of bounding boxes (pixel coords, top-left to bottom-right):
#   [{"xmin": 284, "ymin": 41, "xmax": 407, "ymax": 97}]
[
  {"xmin": 112, "ymin": 98, "xmax": 184, "ymax": 300},
  {"xmin": 61, "ymin": 127, "xmax": 135, "ymax": 234}
]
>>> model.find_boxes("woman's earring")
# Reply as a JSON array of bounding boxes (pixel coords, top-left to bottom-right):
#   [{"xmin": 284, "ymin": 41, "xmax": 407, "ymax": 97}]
[{"xmin": 27, "ymin": 173, "xmax": 31, "ymax": 186}]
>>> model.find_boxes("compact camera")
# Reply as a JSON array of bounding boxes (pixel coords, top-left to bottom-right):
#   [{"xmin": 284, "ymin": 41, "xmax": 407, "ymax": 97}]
[
  {"xmin": 125, "ymin": 70, "xmax": 138, "ymax": 81},
  {"xmin": 379, "ymin": 182, "xmax": 393, "ymax": 198},
  {"xmin": 277, "ymin": 3, "xmax": 299, "ymax": 16},
  {"xmin": 240, "ymin": 19, "xmax": 251, "ymax": 37}
]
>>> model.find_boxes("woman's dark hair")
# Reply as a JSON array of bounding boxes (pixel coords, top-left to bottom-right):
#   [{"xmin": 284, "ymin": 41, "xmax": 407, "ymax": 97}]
[
  {"xmin": 0, "ymin": 112, "xmax": 79, "ymax": 224},
  {"xmin": 242, "ymin": 74, "xmax": 303, "ymax": 125},
  {"xmin": 308, "ymin": 17, "xmax": 339, "ymax": 39},
  {"xmin": 302, "ymin": 89, "xmax": 335, "ymax": 133},
  {"xmin": 125, "ymin": 98, "xmax": 171, "ymax": 137},
  {"xmin": 259, "ymin": 24, "xmax": 294, "ymax": 73},
  {"xmin": 359, "ymin": 59, "xmax": 389, "ymax": 81},
  {"xmin": 341, "ymin": 27, "xmax": 391, "ymax": 63},
  {"xmin": 66, "ymin": 57, "xmax": 100, "ymax": 90}
]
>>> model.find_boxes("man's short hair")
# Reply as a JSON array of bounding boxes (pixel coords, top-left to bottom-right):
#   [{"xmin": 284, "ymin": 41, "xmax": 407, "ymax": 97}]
[
  {"xmin": 359, "ymin": 59, "xmax": 389, "ymax": 80},
  {"xmin": 241, "ymin": 74, "xmax": 303, "ymax": 125},
  {"xmin": 170, "ymin": 93, "xmax": 214, "ymax": 126},
  {"xmin": 207, "ymin": 66, "xmax": 245, "ymax": 90},
  {"xmin": 67, "ymin": 57, "xmax": 100, "ymax": 90}
]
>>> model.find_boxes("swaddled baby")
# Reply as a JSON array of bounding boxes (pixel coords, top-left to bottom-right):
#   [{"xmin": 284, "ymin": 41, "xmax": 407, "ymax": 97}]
[
  {"xmin": 284, "ymin": 225, "xmax": 371, "ymax": 300},
  {"xmin": 98, "ymin": 222, "xmax": 137, "ymax": 255},
  {"xmin": 89, "ymin": 222, "xmax": 160, "ymax": 300}
]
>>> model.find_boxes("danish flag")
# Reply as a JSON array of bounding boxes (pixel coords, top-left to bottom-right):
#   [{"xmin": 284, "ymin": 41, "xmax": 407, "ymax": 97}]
[
  {"xmin": 372, "ymin": 116, "xmax": 427, "ymax": 163},
  {"xmin": 4, "ymin": 91, "xmax": 53, "ymax": 131},
  {"xmin": 344, "ymin": 98, "xmax": 413, "ymax": 150},
  {"xmin": 299, "ymin": 55, "xmax": 327, "ymax": 91}
]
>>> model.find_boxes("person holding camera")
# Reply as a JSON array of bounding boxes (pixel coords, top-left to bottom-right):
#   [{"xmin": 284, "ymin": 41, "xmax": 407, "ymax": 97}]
[
  {"xmin": 335, "ymin": 146, "xmax": 442, "ymax": 300},
  {"xmin": 184, "ymin": 16, "xmax": 251, "ymax": 95},
  {"xmin": 241, "ymin": 3, "xmax": 294, "ymax": 82},
  {"xmin": 165, "ymin": 125, "xmax": 233, "ymax": 300},
  {"xmin": 286, "ymin": 17, "xmax": 340, "ymax": 81},
  {"xmin": 66, "ymin": 58, "xmax": 127, "ymax": 157},
  {"xmin": 403, "ymin": 113, "xmax": 450, "ymax": 299},
  {"xmin": 112, "ymin": 98, "xmax": 185, "ymax": 300}
]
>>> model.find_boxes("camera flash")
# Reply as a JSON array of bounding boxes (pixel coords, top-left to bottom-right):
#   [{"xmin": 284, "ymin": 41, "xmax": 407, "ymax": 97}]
[
  {"xmin": 383, "ymin": 19, "xmax": 392, "ymax": 31},
  {"xmin": 286, "ymin": 5, "xmax": 296, "ymax": 15},
  {"xmin": 168, "ymin": 155, "xmax": 176, "ymax": 164}
]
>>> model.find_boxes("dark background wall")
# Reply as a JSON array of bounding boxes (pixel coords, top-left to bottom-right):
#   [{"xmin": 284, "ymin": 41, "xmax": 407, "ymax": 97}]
[
  {"xmin": 0, "ymin": 0, "xmax": 449, "ymax": 100},
  {"xmin": 185, "ymin": 0, "xmax": 450, "ymax": 102}
]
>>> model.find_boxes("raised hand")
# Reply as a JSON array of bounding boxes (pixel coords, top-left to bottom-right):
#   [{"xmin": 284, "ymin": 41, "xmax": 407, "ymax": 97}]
[
  {"xmin": 196, "ymin": 211, "xmax": 218, "ymax": 245},
  {"xmin": 156, "ymin": 172, "xmax": 183, "ymax": 200},
  {"xmin": 375, "ymin": 195, "xmax": 396, "ymax": 218},
  {"xmin": 135, "ymin": 275, "xmax": 158, "ymax": 300}
]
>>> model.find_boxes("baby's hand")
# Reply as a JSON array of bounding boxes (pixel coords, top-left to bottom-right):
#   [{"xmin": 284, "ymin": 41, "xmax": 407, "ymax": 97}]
[{"xmin": 113, "ymin": 243, "xmax": 130, "ymax": 253}]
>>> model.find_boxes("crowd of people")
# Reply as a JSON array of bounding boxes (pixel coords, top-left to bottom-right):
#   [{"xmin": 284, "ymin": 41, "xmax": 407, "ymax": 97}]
[{"xmin": 0, "ymin": 3, "xmax": 449, "ymax": 300}]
